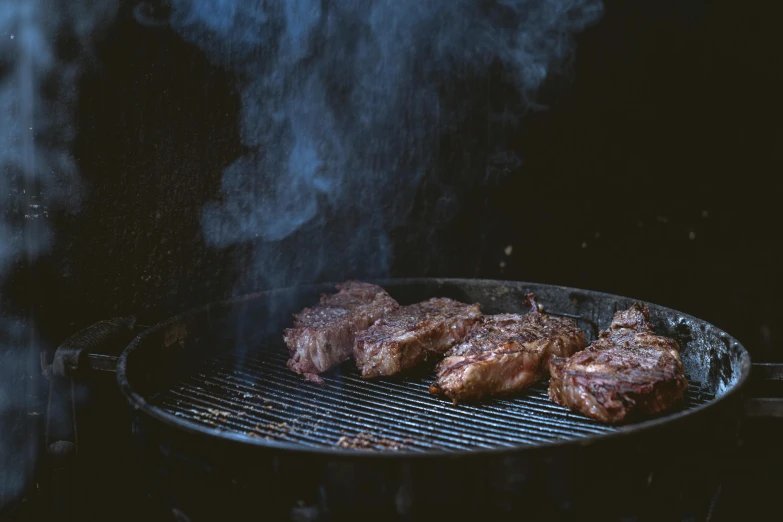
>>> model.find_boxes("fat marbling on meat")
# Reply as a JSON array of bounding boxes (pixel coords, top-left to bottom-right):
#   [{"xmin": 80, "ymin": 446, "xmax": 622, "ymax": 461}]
[
  {"xmin": 548, "ymin": 302, "xmax": 688, "ymax": 424},
  {"xmin": 284, "ymin": 281, "xmax": 399, "ymax": 383},
  {"xmin": 430, "ymin": 294, "xmax": 586, "ymax": 402},
  {"xmin": 353, "ymin": 298, "xmax": 481, "ymax": 378}
]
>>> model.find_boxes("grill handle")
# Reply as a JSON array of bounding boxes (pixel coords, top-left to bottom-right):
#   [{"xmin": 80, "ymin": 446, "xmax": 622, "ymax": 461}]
[
  {"xmin": 43, "ymin": 317, "xmax": 142, "ymax": 520},
  {"xmin": 744, "ymin": 363, "xmax": 783, "ymax": 418},
  {"xmin": 51, "ymin": 317, "xmax": 139, "ymax": 377}
]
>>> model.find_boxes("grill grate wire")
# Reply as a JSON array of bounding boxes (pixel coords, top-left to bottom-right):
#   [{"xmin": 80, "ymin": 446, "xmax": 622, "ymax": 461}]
[{"xmin": 152, "ymin": 344, "xmax": 715, "ymax": 453}]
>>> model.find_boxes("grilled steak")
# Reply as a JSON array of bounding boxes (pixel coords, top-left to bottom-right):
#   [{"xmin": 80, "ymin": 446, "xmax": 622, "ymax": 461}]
[
  {"xmin": 353, "ymin": 298, "xmax": 481, "ymax": 378},
  {"xmin": 285, "ymin": 281, "xmax": 399, "ymax": 383},
  {"xmin": 548, "ymin": 303, "xmax": 688, "ymax": 424},
  {"xmin": 430, "ymin": 294, "xmax": 586, "ymax": 402}
]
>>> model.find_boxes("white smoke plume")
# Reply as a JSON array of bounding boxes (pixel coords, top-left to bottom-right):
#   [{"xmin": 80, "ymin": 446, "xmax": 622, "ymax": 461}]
[
  {"xmin": 0, "ymin": 0, "xmax": 118, "ymax": 510},
  {"xmin": 169, "ymin": 0, "xmax": 604, "ymax": 291}
]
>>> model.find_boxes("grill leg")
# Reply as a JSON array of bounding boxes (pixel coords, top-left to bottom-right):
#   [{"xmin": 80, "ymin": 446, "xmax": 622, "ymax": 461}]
[{"xmin": 47, "ymin": 441, "xmax": 75, "ymax": 521}]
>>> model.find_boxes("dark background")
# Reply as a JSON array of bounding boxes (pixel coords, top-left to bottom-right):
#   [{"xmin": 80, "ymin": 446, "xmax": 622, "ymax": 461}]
[
  {"xmin": 6, "ymin": 0, "xmax": 782, "ymax": 361},
  {"xmin": 2, "ymin": 0, "xmax": 783, "ymax": 517}
]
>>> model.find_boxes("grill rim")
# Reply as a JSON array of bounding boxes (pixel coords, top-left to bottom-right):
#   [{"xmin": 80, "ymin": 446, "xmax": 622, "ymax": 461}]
[{"xmin": 116, "ymin": 278, "xmax": 752, "ymax": 460}]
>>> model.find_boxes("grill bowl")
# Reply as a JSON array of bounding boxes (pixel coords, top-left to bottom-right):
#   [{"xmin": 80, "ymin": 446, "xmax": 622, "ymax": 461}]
[{"xmin": 117, "ymin": 279, "xmax": 750, "ymax": 520}]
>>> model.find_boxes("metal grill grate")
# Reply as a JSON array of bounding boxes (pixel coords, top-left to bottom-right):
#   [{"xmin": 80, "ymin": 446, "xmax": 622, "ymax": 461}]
[{"xmin": 152, "ymin": 343, "xmax": 715, "ymax": 452}]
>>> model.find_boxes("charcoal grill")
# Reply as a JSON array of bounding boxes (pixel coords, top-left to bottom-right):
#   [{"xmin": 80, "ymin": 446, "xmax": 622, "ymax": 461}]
[{"xmin": 49, "ymin": 278, "xmax": 778, "ymax": 521}]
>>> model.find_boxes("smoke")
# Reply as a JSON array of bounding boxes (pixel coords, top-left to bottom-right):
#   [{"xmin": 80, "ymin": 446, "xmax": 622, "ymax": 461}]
[
  {"xmin": 0, "ymin": 0, "xmax": 118, "ymax": 510},
  {"xmin": 170, "ymin": 0, "xmax": 603, "ymax": 290}
]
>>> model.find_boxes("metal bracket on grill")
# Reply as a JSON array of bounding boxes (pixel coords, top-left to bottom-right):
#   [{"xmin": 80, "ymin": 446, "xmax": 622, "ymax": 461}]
[
  {"xmin": 749, "ymin": 363, "xmax": 783, "ymax": 382},
  {"xmin": 744, "ymin": 363, "xmax": 783, "ymax": 418}
]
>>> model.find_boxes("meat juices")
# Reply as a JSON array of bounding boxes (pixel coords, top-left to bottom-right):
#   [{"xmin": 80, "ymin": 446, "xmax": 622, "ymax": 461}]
[
  {"xmin": 353, "ymin": 298, "xmax": 482, "ymax": 378},
  {"xmin": 284, "ymin": 281, "xmax": 399, "ymax": 383},
  {"xmin": 430, "ymin": 294, "xmax": 586, "ymax": 403},
  {"xmin": 548, "ymin": 303, "xmax": 688, "ymax": 424}
]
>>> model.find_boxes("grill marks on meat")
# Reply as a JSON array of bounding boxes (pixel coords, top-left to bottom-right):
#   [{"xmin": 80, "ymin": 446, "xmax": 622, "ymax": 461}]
[
  {"xmin": 548, "ymin": 303, "xmax": 688, "ymax": 424},
  {"xmin": 285, "ymin": 284, "xmax": 684, "ymax": 426},
  {"xmin": 430, "ymin": 294, "xmax": 586, "ymax": 402},
  {"xmin": 284, "ymin": 281, "xmax": 399, "ymax": 383},
  {"xmin": 353, "ymin": 298, "xmax": 482, "ymax": 378}
]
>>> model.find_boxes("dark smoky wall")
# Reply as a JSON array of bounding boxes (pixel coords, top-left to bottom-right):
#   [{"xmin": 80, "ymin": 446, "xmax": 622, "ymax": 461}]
[{"xmin": 7, "ymin": 0, "xmax": 781, "ymax": 362}]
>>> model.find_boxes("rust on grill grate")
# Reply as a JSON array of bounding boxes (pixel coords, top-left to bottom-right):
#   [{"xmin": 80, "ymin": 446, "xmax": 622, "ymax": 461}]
[{"xmin": 153, "ymin": 346, "xmax": 714, "ymax": 452}]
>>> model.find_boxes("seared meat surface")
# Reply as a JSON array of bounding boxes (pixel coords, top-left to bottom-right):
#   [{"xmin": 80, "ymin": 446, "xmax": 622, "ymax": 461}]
[
  {"xmin": 430, "ymin": 294, "xmax": 586, "ymax": 402},
  {"xmin": 548, "ymin": 303, "xmax": 688, "ymax": 424},
  {"xmin": 285, "ymin": 281, "xmax": 399, "ymax": 382},
  {"xmin": 353, "ymin": 298, "xmax": 481, "ymax": 378}
]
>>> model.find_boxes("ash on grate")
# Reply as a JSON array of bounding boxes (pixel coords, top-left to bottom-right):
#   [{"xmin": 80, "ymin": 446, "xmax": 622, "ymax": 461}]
[{"xmin": 334, "ymin": 432, "xmax": 408, "ymax": 451}]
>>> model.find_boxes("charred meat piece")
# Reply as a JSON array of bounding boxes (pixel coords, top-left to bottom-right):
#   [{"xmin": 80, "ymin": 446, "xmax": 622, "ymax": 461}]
[
  {"xmin": 353, "ymin": 298, "xmax": 481, "ymax": 378},
  {"xmin": 548, "ymin": 303, "xmax": 688, "ymax": 424},
  {"xmin": 430, "ymin": 294, "xmax": 586, "ymax": 402},
  {"xmin": 285, "ymin": 281, "xmax": 399, "ymax": 382}
]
